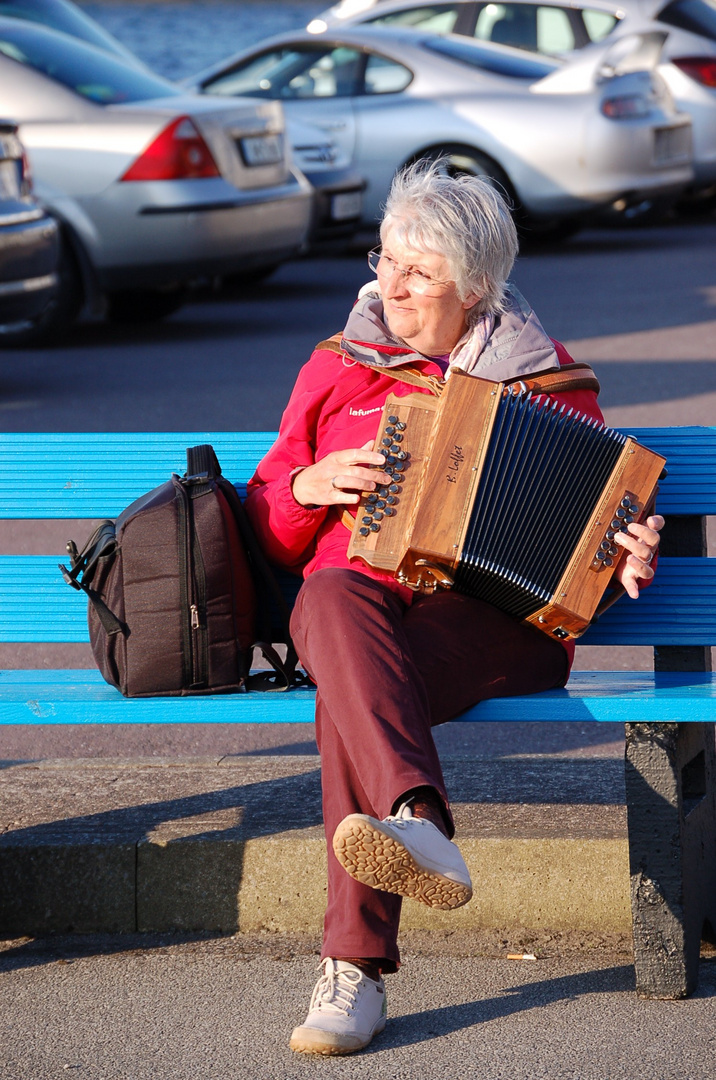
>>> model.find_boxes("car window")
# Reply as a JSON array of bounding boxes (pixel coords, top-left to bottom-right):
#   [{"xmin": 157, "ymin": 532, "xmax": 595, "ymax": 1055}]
[
  {"xmin": 366, "ymin": 3, "xmax": 463, "ymax": 32},
  {"xmin": 656, "ymin": 0, "xmax": 716, "ymax": 42},
  {"xmin": 363, "ymin": 51, "xmax": 412, "ymax": 92},
  {"xmin": 426, "ymin": 31, "xmax": 558, "ymax": 75},
  {"xmin": 0, "ymin": 20, "xmax": 178, "ymax": 102},
  {"xmin": 534, "ymin": 7, "xmax": 576, "ymax": 51},
  {"xmin": 581, "ymin": 8, "xmax": 619, "ymax": 42},
  {"xmin": 202, "ymin": 45, "xmax": 365, "ymax": 99},
  {"xmin": 474, "ymin": 3, "xmax": 539, "ymax": 49}
]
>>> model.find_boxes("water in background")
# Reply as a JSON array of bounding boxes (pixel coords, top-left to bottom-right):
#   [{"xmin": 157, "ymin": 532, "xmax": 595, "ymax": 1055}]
[{"xmin": 79, "ymin": 1, "xmax": 327, "ymax": 80}]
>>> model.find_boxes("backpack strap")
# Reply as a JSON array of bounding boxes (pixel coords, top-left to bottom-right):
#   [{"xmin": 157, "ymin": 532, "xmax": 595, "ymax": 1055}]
[{"xmin": 218, "ymin": 477, "xmax": 309, "ymax": 691}]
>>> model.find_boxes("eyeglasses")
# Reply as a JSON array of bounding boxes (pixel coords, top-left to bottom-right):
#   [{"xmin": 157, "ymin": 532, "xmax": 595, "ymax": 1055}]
[{"xmin": 367, "ymin": 249, "xmax": 454, "ymax": 297}]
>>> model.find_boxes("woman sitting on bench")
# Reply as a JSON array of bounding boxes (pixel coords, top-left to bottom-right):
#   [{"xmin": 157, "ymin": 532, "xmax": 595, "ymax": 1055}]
[{"xmin": 245, "ymin": 161, "xmax": 663, "ymax": 1057}]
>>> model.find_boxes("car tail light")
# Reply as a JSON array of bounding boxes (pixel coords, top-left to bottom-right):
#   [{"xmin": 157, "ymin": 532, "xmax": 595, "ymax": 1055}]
[
  {"xmin": 121, "ymin": 116, "xmax": 220, "ymax": 181},
  {"xmin": 671, "ymin": 56, "xmax": 716, "ymax": 88},
  {"xmin": 601, "ymin": 95, "xmax": 651, "ymax": 119}
]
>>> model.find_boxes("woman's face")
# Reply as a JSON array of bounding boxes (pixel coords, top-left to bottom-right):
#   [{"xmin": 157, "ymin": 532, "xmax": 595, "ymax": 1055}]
[{"xmin": 379, "ymin": 226, "xmax": 478, "ymax": 357}]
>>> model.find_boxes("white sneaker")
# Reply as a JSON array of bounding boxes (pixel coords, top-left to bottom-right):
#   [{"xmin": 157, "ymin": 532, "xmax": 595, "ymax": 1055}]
[
  {"xmin": 289, "ymin": 958, "xmax": 387, "ymax": 1056},
  {"xmin": 333, "ymin": 802, "xmax": 473, "ymax": 910}
]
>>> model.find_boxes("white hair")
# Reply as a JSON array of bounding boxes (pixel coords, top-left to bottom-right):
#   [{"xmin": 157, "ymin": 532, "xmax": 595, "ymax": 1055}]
[{"xmin": 379, "ymin": 159, "xmax": 519, "ymax": 319}]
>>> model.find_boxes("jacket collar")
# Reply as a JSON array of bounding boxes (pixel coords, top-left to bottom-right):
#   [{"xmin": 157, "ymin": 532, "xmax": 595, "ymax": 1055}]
[{"xmin": 341, "ymin": 284, "xmax": 559, "ymax": 384}]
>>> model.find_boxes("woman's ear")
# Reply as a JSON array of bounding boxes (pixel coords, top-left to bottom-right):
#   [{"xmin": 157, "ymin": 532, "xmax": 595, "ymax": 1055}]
[{"xmin": 462, "ymin": 292, "xmax": 480, "ymax": 311}]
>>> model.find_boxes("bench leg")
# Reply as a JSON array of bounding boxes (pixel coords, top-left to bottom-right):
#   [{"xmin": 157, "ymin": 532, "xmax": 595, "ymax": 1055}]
[{"xmin": 625, "ymin": 722, "xmax": 716, "ymax": 999}]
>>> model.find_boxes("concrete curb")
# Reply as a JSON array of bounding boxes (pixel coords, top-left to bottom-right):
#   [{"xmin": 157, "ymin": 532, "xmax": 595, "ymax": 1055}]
[{"xmin": 0, "ymin": 756, "xmax": 631, "ymax": 937}]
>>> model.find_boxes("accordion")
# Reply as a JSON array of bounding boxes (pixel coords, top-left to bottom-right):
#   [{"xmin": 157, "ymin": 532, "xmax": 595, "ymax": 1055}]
[{"xmin": 347, "ymin": 370, "xmax": 666, "ymax": 642}]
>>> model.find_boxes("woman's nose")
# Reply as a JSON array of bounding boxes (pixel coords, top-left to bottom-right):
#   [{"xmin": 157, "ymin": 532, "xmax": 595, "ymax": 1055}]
[{"xmin": 383, "ymin": 265, "xmax": 409, "ymax": 298}]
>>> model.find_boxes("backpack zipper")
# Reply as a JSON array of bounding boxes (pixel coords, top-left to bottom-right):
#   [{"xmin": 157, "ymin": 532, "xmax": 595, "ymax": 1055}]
[{"xmin": 176, "ymin": 480, "xmax": 208, "ymax": 689}]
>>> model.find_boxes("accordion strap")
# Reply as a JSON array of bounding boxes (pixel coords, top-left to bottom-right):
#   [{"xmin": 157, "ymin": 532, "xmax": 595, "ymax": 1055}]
[
  {"xmin": 315, "ymin": 336, "xmax": 599, "ymax": 396},
  {"xmin": 514, "ymin": 363, "xmax": 601, "ymax": 396}
]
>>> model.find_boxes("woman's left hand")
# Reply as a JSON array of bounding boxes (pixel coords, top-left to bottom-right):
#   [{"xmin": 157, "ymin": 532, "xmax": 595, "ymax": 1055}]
[{"xmin": 612, "ymin": 514, "xmax": 665, "ymax": 598}]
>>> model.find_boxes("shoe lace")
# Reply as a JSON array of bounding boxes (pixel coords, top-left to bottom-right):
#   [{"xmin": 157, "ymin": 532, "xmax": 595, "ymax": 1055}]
[
  {"xmin": 382, "ymin": 801, "xmax": 416, "ymax": 830},
  {"xmin": 310, "ymin": 960, "xmax": 363, "ymax": 1016}
]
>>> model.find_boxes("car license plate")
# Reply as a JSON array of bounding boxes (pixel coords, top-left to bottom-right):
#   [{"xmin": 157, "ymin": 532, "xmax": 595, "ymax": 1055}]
[
  {"xmin": 239, "ymin": 134, "xmax": 284, "ymax": 167},
  {"xmin": 653, "ymin": 125, "xmax": 691, "ymax": 165},
  {"xmin": 0, "ymin": 159, "xmax": 20, "ymax": 200},
  {"xmin": 331, "ymin": 190, "xmax": 362, "ymax": 221}
]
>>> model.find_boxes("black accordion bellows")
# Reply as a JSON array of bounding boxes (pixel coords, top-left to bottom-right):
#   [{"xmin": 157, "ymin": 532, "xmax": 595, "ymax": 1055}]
[{"xmin": 453, "ymin": 394, "xmax": 628, "ymax": 620}]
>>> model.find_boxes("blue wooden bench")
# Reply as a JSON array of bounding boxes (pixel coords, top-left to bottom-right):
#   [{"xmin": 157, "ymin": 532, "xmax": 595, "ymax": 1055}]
[{"xmin": 1, "ymin": 427, "xmax": 715, "ymax": 999}]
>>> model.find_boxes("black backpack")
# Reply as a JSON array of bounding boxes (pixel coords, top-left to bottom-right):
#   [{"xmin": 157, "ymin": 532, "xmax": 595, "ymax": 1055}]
[{"xmin": 59, "ymin": 444, "xmax": 301, "ymax": 698}]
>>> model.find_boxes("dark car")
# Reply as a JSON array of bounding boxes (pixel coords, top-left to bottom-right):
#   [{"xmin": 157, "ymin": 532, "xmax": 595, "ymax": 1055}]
[{"xmin": 0, "ymin": 118, "xmax": 59, "ymax": 346}]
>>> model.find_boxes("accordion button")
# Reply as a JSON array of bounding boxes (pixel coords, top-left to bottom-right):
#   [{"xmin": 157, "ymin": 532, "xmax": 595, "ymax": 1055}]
[
  {"xmin": 616, "ymin": 508, "xmax": 627, "ymax": 519},
  {"xmin": 388, "ymin": 415, "xmax": 399, "ymax": 424},
  {"xmin": 396, "ymin": 450, "xmax": 407, "ymax": 460},
  {"xmin": 390, "ymin": 444, "xmax": 401, "ymax": 453},
  {"xmin": 384, "ymin": 507, "xmax": 395, "ymax": 516},
  {"xmin": 600, "ymin": 541, "xmax": 611, "ymax": 552},
  {"xmin": 611, "ymin": 519, "xmax": 621, "ymax": 530},
  {"xmin": 382, "ymin": 437, "xmax": 392, "ymax": 447},
  {"xmin": 359, "ymin": 527, "xmax": 370, "ymax": 536},
  {"xmin": 378, "ymin": 487, "xmax": 389, "ymax": 497},
  {"xmin": 385, "ymin": 425, "xmax": 395, "ymax": 435},
  {"xmin": 389, "ymin": 483, "xmax": 401, "ymax": 493},
  {"xmin": 396, "ymin": 421, "xmax": 406, "ymax": 430},
  {"xmin": 630, "ymin": 504, "xmax": 640, "ymax": 514},
  {"xmin": 623, "ymin": 515, "xmax": 634, "ymax": 525},
  {"xmin": 362, "ymin": 516, "xmax": 373, "ymax": 525},
  {"xmin": 609, "ymin": 545, "xmax": 619, "ymax": 556},
  {"xmin": 386, "ymin": 495, "xmax": 397, "ymax": 504},
  {"xmin": 606, "ymin": 529, "xmax": 616, "ymax": 540},
  {"xmin": 379, "ymin": 448, "xmax": 390, "ymax": 457},
  {"xmin": 386, "ymin": 456, "xmax": 396, "ymax": 465},
  {"xmin": 604, "ymin": 557, "xmax": 614, "ymax": 567},
  {"xmin": 375, "ymin": 500, "xmax": 386, "ymax": 509},
  {"xmin": 596, "ymin": 551, "xmax": 606, "ymax": 561},
  {"xmin": 370, "ymin": 523, "xmax": 381, "ymax": 532},
  {"xmin": 621, "ymin": 497, "xmax": 631, "ymax": 508},
  {"xmin": 367, "ymin": 493, "xmax": 378, "ymax": 503},
  {"xmin": 392, "ymin": 433, "xmax": 403, "ymax": 442},
  {"xmin": 393, "ymin": 462, "xmax": 405, "ymax": 472},
  {"xmin": 373, "ymin": 511, "xmax": 384, "ymax": 521}
]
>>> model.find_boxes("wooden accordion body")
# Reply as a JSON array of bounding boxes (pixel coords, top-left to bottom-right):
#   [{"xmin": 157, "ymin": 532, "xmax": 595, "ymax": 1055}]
[{"xmin": 347, "ymin": 370, "xmax": 667, "ymax": 642}]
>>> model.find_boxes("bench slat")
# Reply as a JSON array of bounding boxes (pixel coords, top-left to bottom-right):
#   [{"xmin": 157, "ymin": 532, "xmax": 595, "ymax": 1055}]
[
  {"xmin": 2, "ymin": 555, "xmax": 714, "ymax": 646},
  {"xmin": 3, "ymin": 427, "xmax": 715, "ymax": 518},
  {"xmin": 0, "ymin": 669, "xmax": 713, "ymax": 725}
]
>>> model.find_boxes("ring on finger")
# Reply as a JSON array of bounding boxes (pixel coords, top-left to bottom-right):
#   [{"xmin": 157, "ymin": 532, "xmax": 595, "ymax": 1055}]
[{"xmin": 331, "ymin": 476, "xmax": 340, "ymax": 491}]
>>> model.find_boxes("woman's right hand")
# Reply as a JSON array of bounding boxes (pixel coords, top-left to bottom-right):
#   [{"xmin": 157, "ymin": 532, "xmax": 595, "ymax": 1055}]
[{"xmin": 292, "ymin": 442, "xmax": 392, "ymax": 508}]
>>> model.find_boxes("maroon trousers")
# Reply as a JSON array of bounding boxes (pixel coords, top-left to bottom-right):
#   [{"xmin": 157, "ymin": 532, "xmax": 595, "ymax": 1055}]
[{"xmin": 289, "ymin": 568, "xmax": 568, "ymax": 971}]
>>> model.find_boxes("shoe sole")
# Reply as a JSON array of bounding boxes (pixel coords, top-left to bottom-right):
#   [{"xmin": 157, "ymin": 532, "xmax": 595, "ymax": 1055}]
[
  {"xmin": 290, "ymin": 1018, "xmax": 386, "ymax": 1056},
  {"xmin": 332, "ymin": 816, "xmax": 472, "ymax": 910}
]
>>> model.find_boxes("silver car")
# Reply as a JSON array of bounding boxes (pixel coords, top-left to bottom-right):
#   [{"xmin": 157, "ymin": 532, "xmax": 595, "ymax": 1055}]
[
  {"xmin": 187, "ymin": 25, "xmax": 693, "ymax": 240},
  {"xmin": 309, "ymin": 0, "xmax": 716, "ymax": 198},
  {"xmin": 0, "ymin": 17, "xmax": 313, "ymax": 333}
]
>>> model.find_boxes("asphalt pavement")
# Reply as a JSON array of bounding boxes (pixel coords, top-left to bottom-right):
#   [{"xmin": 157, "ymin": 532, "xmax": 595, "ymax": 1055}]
[{"xmin": 1, "ymin": 934, "xmax": 715, "ymax": 1080}]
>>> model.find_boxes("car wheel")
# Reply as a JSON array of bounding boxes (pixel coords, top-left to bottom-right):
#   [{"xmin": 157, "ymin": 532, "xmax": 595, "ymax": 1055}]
[
  {"xmin": 0, "ymin": 235, "xmax": 83, "ymax": 348},
  {"xmin": 418, "ymin": 145, "xmax": 516, "ymax": 206},
  {"xmin": 221, "ymin": 263, "xmax": 281, "ymax": 292},
  {"xmin": 416, "ymin": 146, "xmax": 581, "ymax": 245},
  {"xmin": 106, "ymin": 288, "xmax": 187, "ymax": 324}
]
